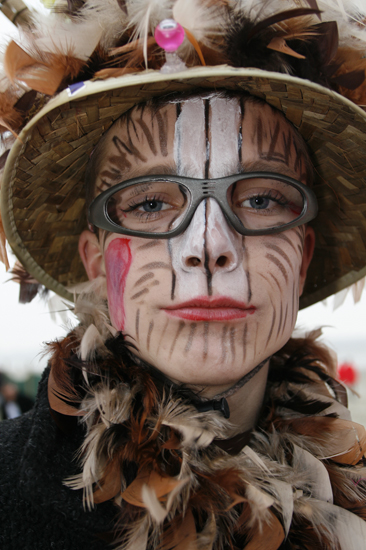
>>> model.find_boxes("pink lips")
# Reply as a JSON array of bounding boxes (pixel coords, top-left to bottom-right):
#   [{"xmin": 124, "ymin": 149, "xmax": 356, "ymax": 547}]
[{"xmin": 163, "ymin": 296, "xmax": 256, "ymax": 321}]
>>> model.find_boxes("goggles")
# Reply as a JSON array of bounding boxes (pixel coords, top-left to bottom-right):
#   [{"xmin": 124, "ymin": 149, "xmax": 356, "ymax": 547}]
[{"xmin": 89, "ymin": 172, "xmax": 318, "ymax": 238}]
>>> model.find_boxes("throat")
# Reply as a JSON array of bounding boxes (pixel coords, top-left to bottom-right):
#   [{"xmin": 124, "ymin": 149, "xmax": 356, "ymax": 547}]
[{"xmin": 191, "ymin": 359, "xmax": 270, "ymax": 436}]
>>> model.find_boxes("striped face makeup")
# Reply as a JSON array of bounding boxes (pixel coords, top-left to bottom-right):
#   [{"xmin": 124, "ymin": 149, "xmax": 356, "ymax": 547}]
[{"xmin": 89, "ymin": 95, "xmax": 314, "ymax": 394}]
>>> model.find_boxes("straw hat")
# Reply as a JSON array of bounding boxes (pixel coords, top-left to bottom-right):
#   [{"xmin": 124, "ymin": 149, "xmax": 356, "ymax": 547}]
[{"xmin": 1, "ymin": 0, "xmax": 366, "ymax": 309}]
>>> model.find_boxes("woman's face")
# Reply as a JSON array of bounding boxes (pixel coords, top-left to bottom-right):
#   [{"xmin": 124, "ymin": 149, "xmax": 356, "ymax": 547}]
[{"xmin": 80, "ymin": 96, "xmax": 314, "ymax": 392}]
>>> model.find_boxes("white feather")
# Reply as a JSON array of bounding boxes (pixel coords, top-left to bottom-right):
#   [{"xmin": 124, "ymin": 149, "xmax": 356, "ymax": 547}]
[
  {"xmin": 116, "ymin": 515, "xmax": 150, "ymax": 550},
  {"xmin": 80, "ymin": 323, "xmax": 104, "ymax": 361},
  {"xmin": 245, "ymin": 484, "xmax": 274, "ymax": 526},
  {"xmin": 142, "ymin": 484, "xmax": 168, "ymax": 523},
  {"xmin": 242, "ymin": 445, "xmax": 271, "ymax": 472},
  {"xmin": 352, "ymin": 276, "xmax": 365, "ymax": 303},
  {"xmin": 293, "ymin": 445, "xmax": 333, "ymax": 504},
  {"xmin": 126, "ymin": 0, "xmax": 172, "ymax": 67},
  {"xmin": 173, "ymin": 0, "xmax": 226, "ymax": 44},
  {"xmin": 269, "ymin": 479, "xmax": 294, "ymax": 535}
]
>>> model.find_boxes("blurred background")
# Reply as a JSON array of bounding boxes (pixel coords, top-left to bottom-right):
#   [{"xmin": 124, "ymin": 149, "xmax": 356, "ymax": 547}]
[{"xmin": 0, "ymin": 0, "xmax": 366, "ymax": 424}]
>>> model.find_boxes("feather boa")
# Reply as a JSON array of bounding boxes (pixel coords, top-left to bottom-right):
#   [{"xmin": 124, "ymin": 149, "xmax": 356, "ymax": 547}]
[{"xmin": 46, "ymin": 304, "xmax": 366, "ymax": 550}]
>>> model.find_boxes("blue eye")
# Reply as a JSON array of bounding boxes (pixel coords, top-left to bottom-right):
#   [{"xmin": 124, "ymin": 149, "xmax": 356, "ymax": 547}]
[
  {"xmin": 142, "ymin": 199, "xmax": 164, "ymax": 212},
  {"xmin": 249, "ymin": 196, "xmax": 270, "ymax": 209}
]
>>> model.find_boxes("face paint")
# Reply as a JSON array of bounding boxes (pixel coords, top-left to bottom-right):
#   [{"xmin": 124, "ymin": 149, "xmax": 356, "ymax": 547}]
[
  {"xmin": 95, "ymin": 95, "xmax": 313, "ymax": 395},
  {"xmin": 105, "ymin": 238, "xmax": 132, "ymax": 331}
]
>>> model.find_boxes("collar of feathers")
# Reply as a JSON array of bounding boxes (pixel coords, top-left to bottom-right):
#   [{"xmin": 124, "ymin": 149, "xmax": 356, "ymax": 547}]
[{"xmin": 46, "ymin": 296, "xmax": 366, "ymax": 550}]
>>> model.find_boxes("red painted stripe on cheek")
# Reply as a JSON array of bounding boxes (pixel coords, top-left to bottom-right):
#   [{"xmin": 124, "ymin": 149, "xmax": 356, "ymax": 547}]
[{"xmin": 105, "ymin": 238, "xmax": 132, "ymax": 331}]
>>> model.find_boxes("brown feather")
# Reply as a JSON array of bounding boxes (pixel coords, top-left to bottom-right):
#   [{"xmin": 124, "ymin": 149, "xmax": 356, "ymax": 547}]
[
  {"xmin": 184, "ymin": 27, "xmax": 206, "ymax": 66},
  {"xmin": 159, "ymin": 509, "xmax": 197, "ymax": 550},
  {"xmin": 0, "ymin": 91, "xmax": 23, "ymax": 133},
  {"xmin": 47, "ymin": 332, "xmax": 82, "ymax": 399},
  {"xmin": 4, "ymin": 40, "xmax": 85, "ymax": 96},
  {"xmin": 245, "ymin": 511, "xmax": 285, "ymax": 550},
  {"xmin": 326, "ymin": 463, "xmax": 366, "ymax": 517},
  {"xmin": 334, "ymin": 47, "xmax": 366, "ymax": 104},
  {"xmin": 93, "ymin": 67, "xmax": 139, "ymax": 79},
  {"xmin": 9, "ymin": 261, "xmax": 41, "ymax": 303},
  {"xmin": 93, "ymin": 458, "xmax": 122, "ymax": 504}
]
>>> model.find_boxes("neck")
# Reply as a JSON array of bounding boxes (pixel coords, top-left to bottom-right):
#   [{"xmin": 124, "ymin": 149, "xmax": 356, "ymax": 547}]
[{"xmin": 189, "ymin": 359, "xmax": 270, "ymax": 436}]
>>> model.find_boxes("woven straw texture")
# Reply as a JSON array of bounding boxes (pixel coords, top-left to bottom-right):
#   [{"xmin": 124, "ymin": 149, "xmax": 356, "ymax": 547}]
[{"xmin": 2, "ymin": 67, "xmax": 366, "ymax": 308}]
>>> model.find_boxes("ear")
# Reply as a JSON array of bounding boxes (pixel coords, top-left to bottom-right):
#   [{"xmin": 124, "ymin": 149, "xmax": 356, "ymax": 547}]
[
  {"xmin": 78, "ymin": 230, "xmax": 105, "ymax": 281},
  {"xmin": 299, "ymin": 226, "xmax": 315, "ymax": 296}
]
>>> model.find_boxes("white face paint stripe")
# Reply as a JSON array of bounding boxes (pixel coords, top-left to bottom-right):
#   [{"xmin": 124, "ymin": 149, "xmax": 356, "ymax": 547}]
[
  {"xmin": 174, "ymin": 99, "xmax": 206, "ymax": 178},
  {"xmin": 209, "ymin": 97, "xmax": 241, "ymax": 178}
]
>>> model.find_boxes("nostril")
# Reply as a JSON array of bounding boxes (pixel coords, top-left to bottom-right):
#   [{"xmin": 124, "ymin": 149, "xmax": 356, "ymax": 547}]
[
  {"xmin": 186, "ymin": 257, "xmax": 201, "ymax": 267},
  {"xmin": 216, "ymin": 255, "xmax": 228, "ymax": 267}
]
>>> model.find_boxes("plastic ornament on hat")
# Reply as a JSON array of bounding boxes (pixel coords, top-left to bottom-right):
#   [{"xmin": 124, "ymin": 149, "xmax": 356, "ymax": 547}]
[{"xmin": 155, "ymin": 19, "xmax": 186, "ymax": 74}]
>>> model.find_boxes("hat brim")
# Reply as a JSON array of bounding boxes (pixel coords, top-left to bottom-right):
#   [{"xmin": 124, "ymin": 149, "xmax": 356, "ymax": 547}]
[{"xmin": 2, "ymin": 66, "xmax": 366, "ymax": 308}]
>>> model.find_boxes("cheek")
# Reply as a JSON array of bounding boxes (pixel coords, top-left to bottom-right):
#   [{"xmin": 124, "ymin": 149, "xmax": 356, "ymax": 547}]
[{"xmin": 105, "ymin": 238, "xmax": 132, "ymax": 330}]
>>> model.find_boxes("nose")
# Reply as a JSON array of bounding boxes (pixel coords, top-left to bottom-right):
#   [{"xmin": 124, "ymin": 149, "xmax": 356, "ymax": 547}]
[{"xmin": 179, "ymin": 199, "xmax": 242, "ymax": 274}]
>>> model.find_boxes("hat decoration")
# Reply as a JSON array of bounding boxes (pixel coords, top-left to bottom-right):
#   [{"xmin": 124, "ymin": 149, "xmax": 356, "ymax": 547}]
[{"xmin": 1, "ymin": 0, "xmax": 366, "ymax": 306}]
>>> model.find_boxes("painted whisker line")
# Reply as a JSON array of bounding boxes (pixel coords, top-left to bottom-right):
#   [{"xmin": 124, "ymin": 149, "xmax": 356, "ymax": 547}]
[
  {"xmin": 221, "ymin": 325, "xmax": 228, "ymax": 361},
  {"xmin": 230, "ymin": 327, "xmax": 236, "ymax": 359},
  {"xmin": 156, "ymin": 110, "xmax": 168, "ymax": 157},
  {"xmin": 269, "ymin": 272, "xmax": 282, "ymax": 293},
  {"xmin": 113, "ymin": 133, "xmax": 146, "ymax": 163},
  {"xmin": 133, "ymin": 272, "xmax": 154, "ymax": 288},
  {"xmin": 203, "ymin": 200, "xmax": 213, "ymax": 296},
  {"xmin": 169, "ymin": 321, "xmax": 185, "ymax": 357},
  {"xmin": 171, "ymin": 272, "xmax": 176, "ymax": 301},
  {"xmin": 137, "ymin": 240, "xmax": 161, "ymax": 250},
  {"xmin": 253, "ymin": 322, "xmax": 259, "ymax": 358},
  {"xmin": 184, "ymin": 323, "xmax": 197, "ymax": 353},
  {"xmin": 238, "ymin": 98, "xmax": 243, "ymax": 164},
  {"xmin": 146, "ymin": 320, "xmax": 154, "ymax": 351},
  {"xmin": 203, "ymin": 322, "xmax": 209, "ymax": 359},
  {"xmin": 277, "ymin": 302, "xmax": 283, "ymax": 339},
  {"xmin": 272, "ymin": 232, "xmax": 298, "ymax": 254},
  {"xmin": 156, "ymin": 318, "xmax": 169, "ymax": 355},
  {"xmin": 140, "ymin": 262, "xmax": 171, "ymax": 270},
  {"xmin": 243, "ymin": 236, "xmax": 252, "ymax": 302},
  {"xmin": 281, "ymin": 304, "xmax": 289, "ymax": 336},
  {"xmin": 266, "ymin": 305, "xmax": 276, "ymax": 346},
  {"xmin": 135, "ymin": 309, "xmax": 140, "ymax": 341},
  {"xmin": 242, "ymin": 323, "xmax": 248, "ymax": 362},
  {"xmin": 266, "ymin": 120, "xmax": 281, "ymax": 160},
  {"xmin": 265, "ymin": 243, "xmax": 294, "ymax": 272},
  {"xmin": 131, "ymin": 288, "xmax": 149, "ymax": 300},
  {"xmin": 292, "ymin": 283, "xmax": 297, "ymax": 327},
  {"xmin": 167, "ymin": 239, "xmax": 176, "ymax": 301},
  {"xmin": 265, "ymin": 253, "xmax": 288, "ymax": 283},
  {"xmin": 136, "ymin": 118, "xmax": 158, "ymax": 156}
]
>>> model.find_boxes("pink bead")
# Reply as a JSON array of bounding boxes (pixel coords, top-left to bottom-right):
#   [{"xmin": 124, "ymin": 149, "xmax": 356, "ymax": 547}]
[{"xmin": 154, "ymin": 19, "xmax": 185, "ymax": 52}]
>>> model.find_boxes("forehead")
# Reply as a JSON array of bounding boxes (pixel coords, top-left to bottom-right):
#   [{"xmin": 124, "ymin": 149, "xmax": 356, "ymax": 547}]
[{"xmin": 95, "ymin": 95, "xmax": 307, "ymax": 191}]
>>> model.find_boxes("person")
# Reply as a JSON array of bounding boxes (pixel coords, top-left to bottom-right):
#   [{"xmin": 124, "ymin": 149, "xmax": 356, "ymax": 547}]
[
  {"xmin": 0, "ymin": 376, "xmax": 34, "ymax": 420},
  {"xmin": 1, "ymin": 1, "xmax": 366, "ymax": 549}
]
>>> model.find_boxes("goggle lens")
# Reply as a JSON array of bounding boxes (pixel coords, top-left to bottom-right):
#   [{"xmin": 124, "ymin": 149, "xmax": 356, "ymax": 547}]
[{"xmin": 105, "ymin": 177, "xmax": 305, "ymax": 233}]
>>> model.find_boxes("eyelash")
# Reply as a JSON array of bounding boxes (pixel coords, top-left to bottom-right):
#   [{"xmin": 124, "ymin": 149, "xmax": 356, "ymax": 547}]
[{"xmin": 123, "ymin": 194, "xmax": 165, "ymax": 211}]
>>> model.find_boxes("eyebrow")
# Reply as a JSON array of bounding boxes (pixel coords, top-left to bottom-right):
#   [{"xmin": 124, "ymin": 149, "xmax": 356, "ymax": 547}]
[
  {"xmin": 101, "ymin": 162, "xmax": 177, "ymax": 184},
  {"xmin": 241, "ymin": 160, "xmax": 301, "ymax": 180}
]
